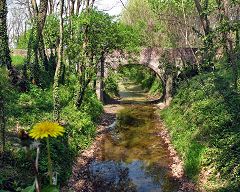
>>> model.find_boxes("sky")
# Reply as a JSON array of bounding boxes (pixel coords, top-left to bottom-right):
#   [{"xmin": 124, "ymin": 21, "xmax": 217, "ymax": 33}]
[{"xmin": 95, "ymin": 0, "xmax": 128, "ymax": 16}]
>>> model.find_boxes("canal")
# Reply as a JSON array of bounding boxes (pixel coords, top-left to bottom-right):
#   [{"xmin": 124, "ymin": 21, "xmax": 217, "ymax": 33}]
[{"xmin": 88, "ymin": 81, "xmax": 180, "ymax": 192}]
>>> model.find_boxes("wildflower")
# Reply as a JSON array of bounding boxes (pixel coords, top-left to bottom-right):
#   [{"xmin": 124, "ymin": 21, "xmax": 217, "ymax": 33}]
[
  {"xmin": 29, "ymin": 121, "xmax": 64, "ymax": 139},
  {"xmin": 30, "ymin": 121, "xmax": 65, "ymax": 185}
]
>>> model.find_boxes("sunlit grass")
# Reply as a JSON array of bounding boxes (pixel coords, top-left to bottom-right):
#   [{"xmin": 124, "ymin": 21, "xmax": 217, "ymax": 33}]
[{"xmin": 11, "ymin": 55, "xmax": 25, "ymax": 68}]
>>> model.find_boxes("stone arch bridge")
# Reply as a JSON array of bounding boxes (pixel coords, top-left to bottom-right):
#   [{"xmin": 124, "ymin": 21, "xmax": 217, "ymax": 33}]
[{"xmin": 96, "ymin": 47, "xmax": 198, "ymax": 104}]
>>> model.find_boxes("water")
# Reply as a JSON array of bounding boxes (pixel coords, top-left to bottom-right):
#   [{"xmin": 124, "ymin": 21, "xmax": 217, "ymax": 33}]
[{"xmin": 89, "ymin": 81, "xmax": 180, "ymax": 192}]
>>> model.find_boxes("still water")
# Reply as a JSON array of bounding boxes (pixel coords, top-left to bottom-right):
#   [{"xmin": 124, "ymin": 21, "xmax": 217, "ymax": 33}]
[{"xmin": 89, "ymin": 82, "xmax": 180, "ymax": 192}]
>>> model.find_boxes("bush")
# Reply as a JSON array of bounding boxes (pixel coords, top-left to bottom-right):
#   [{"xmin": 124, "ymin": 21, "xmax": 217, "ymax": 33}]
[{"xmin": 81, "ymin": 89, "xmax": 103, "ymax": 121}]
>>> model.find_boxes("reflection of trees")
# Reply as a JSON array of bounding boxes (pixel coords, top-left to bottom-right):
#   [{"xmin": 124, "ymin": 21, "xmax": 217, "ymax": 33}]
[
  {"xmin": 144, "ymin": 162, "xmax": 179, "ymax": 192},
  {"xmin": 117, "ymin": 164, "xmax": 137, "ymax": 192},
  {"xmin": 90, "ymin": 160, "xmax": 179, "ymax": 192},
  {"xmin": 90, "ymin": 161, "xmax": 137, "ymax": 192}
]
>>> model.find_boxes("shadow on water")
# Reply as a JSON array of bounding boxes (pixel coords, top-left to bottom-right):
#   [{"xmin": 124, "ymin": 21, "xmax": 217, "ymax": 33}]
[{"xmin": 88, "ymin": 81, "xmax": 180, "ymax": 192}]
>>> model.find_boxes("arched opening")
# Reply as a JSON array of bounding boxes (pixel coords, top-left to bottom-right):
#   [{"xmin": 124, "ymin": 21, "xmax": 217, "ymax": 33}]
[{"xmin": 104, "ymin": 64, "xmax": 164, "ymax": 104}]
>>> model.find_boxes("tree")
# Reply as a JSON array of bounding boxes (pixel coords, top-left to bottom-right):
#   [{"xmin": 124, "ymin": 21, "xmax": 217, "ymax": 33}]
[
  {"xmin": 0, "ymin": 0, "xmax": 19, "ymax": 156},
  {"xmin": 25, "ymin": 0, "xmax": 49, "ymax": 86},
  {"xmin": 193, "ymin": 0, "xmax": 216, "ymax": 68},
  {"xmin": 53, "ymin": 0, "xmax": 64, "ymax": 121},
  {"xmin": 216, "ymin": 0, "xmax": 239, "ymax": 90},
  {"xmin": 0, "ymin": 0, "xmax": 12, "ymax": 71}
]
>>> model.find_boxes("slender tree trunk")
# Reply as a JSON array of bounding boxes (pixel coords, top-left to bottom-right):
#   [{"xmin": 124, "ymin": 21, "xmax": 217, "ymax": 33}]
[
  {"xmin": 49, "ymin": 0, "xmax": 54, "ymax": 14},
  {"xmin": 70, "ymin": 0, "xmax": 75, "ymax": 15},
  {"xmin": 76, "ymin": 78, "xmax": 91, "ymax": 108},
  {"xmin": 236, "ymin": 7, "xmax": 240, "ymax": 50},
  {"xmin": 181, "ymin": 0, "xmax": 188, "ymax": 46},
  {"xmin": 37, "ymin": 0, "xmax": 49, "ymax": 71},
  {"xmin": 76, "ymin": 0, "xmax": 82, "ymax": 14},
  {"xmin": 164, "ymin": 75, "xmax": 173, "ymax": 105},
  {"xmin": 0, "ymin": 96, "xmax": 6, "ymax": 159},
  {"xmin": 53, "ymin": 0, "xmax": 64, "ymax": 121},
  {"xmin": 99, "ymin": 52, "xmax": 105, "ymax": 102},
  {"xmin": 0, "ymin": 0, "xmax": 12, "ymax": 70}
]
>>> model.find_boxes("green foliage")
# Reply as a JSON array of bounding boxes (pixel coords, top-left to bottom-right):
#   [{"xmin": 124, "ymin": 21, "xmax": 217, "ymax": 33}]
[
  {"xmin": 65, "ymin": 9, "xmax": 140, "ymax": 73},
  {"xmin": 42, "ymin": 185, "xmax": 59, "ymax": 192},
  {"xmin": 80, "ymin": 89, "xmax": 103, "ymax": 121},
  {"xmin": 62, "ymin": 105, "xmax": 95, "ymax": 152},
  {"xmin": 21, "ymin": 182, "xmax": 35, "ymax": 192},
  {"xmin": 149, "ymin": 77, "xmax": 162, "ymax": 95},
  {"xmin": 43, "ymin": 15, "xmax": 59, "ymax": 49},
  {"xmin": 11, "ymin": 55, "xmax": 26, "ymax": 69},
  {"xmin": 160, "ymin": 70, "xmax": 240, "ymax": 190},
  {"xmin": 16, "ymin": 30, "xmax": 31, "ymax": 49},
  {"xmin": 121, "ymin": 0, "xmax": 161, "ymax": 47},
  {"xmin": 104, "ymin": 72, "xmax": 120, "ymax": 98},
  {"xmin": 122, "ymin": 0, "xmax": 196, "ymax": 48},
  {"xmin": 0, "ymin": 68, "xmax": 9, "ymax": 96},
  {"xmin": 119, "ymin": 65, "xmax": 162, "ymax": 94}
]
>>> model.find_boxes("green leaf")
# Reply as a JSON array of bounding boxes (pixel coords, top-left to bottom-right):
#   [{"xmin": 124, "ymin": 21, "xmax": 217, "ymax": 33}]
[
  {"xmin": 42, "ymin": 185, "xmax": 59, "ymax": 192},
  {"xmin": 0, "ymin": 177, "xmax": 4, "ymax": 185},
  {"xmin": 21, "ymin": 183, "xmax": 35, "ymax": 192}
]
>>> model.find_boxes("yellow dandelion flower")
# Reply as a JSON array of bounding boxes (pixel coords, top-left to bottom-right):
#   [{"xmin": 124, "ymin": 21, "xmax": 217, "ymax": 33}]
[{"xmin": 29, "ymin": 121, "xmax": 65, "ymax": 139}]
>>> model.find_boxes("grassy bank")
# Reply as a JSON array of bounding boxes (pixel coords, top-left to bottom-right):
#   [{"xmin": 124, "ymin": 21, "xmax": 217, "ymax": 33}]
[{"xmin": 160, "ymin": 69, "xmax": 240, "ymax": 191}]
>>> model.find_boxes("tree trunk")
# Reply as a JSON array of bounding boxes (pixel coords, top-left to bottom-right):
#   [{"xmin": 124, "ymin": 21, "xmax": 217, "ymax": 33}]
[
  {"xmin": 76, "ymin": 0, "xmax": 82, "ymax": 14},
  {"xmin": 0, "ymin": 96, "xmax": 6, "ymax": 159},
  {"xmin": 0, "ymin": 0, "xmax": 27, "ymax": 91},
  {"xmin": 53, "ymin": 0, "xmax": 64, "ymax": 121},
  {"xmin": 49, "ymin": 0, "xmax": 54, "ymax": 14},
  {"xmin": 37, "ymin": 0, "xmax": 49, "ymax": 71},
  {"xmin": 70, "ymin": 0, "xmax": 75, "ymax": 15},
  {"xmin": 99, "ymin": 52, "xmax": 105, "ymax": 102},
  {"xmin": 76, "ymin": 78, "xmax": 91, "ymax": 108},
  {"xmin": 75, "ymin": 0, "xmax": 90, "ymax": 108},
  {"xmin": 164, "ymin": 75, "xmax": 173, "ymax": 105},
  {"xmin": 0, "ymin": 0, "xmax": 12, "ymax": 70},
  {"xmin": 26, "ymin": 0, "xmax": 48, "ymax": 85}
]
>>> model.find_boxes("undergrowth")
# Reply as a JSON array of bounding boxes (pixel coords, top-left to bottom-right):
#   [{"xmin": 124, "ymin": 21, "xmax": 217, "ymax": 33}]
[
  {"xmin": 0, "ymin": 72, "xmax": 103, "ymax": 190},
  {"xmin": 160, "ymin": 69, "xmax": 240, "ymax": 191}
]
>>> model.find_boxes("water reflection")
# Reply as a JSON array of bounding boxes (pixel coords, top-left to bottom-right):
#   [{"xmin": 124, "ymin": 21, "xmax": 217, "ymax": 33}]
[{"xmin": 89, "ymin": 105, "xmax": 179, "ymax": 191}]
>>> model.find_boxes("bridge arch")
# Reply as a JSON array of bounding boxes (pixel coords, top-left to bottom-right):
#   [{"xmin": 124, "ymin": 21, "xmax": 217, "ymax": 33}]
[{"xmin": 96, "ymin": 47, "xmax": 198, "ymax": 104}]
